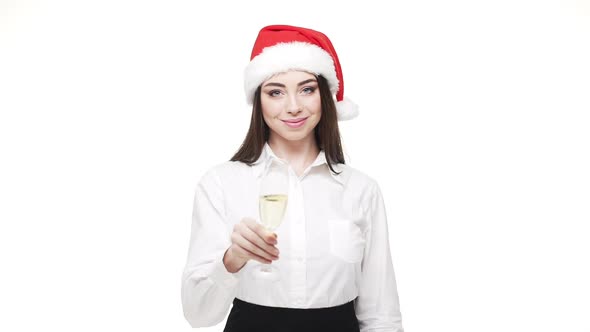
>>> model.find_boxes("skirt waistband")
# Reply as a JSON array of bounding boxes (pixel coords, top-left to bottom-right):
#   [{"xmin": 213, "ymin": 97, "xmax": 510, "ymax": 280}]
[
  {"xmin": 232, "ymin": 297, "xmax": 355, "ymax": 314},
  {"xmin": 224, "ymin": 297, "xmax": 360, "ymax": 332}
]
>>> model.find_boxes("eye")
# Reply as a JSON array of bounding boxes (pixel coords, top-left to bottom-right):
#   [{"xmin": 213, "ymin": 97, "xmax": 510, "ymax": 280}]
[
  {"xmin": 302, "ymin": 86, "xmax": 316, "ymax": 94},
  {"xmin": 267, "ymin": 90, "xmax": 282, "ymax": 97}
]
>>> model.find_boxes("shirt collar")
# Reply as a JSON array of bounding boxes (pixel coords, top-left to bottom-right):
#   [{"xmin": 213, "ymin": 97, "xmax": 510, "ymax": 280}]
[{"xmin": 252, "ymin": 142, "xmax": 345, "ymax": 186}]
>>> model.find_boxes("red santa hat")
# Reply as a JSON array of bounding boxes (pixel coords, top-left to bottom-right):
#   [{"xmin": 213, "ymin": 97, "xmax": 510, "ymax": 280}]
[{"xmin": 244, "ymin": 25, "xmax": 359, "ymax": 121}]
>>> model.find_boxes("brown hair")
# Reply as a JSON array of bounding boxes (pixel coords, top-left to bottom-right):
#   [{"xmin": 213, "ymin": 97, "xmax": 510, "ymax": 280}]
[{"xmin": 230, "ymin": 74, "xmax": 345, "ymax": 175}]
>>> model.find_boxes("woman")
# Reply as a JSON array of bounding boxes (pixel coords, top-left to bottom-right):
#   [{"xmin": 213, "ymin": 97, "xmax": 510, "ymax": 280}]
[{"xmin": 181, "ymin": 25, "xmax": 404, "ymax": 332}]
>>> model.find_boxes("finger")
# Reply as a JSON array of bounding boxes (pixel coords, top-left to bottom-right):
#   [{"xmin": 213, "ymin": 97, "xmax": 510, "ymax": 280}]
[
  {"xmin": 231, "ymin": 227, "xmax": 279, "ymax": 260},
  {"xmin": 243, "ymin": 218, "xmax": 278, "ymax": 245},
  {"xmin": 244, "ymin": 226, "xmax": 280, "ymax": 257},
  {"xmin": 232, "ymin": 233, "xmax": 278, "ymax": 260},
  {"xmin": 232, "ymin": 243, "xmax": 272, "ymax": 264},
  {"xmin": 239, "ymin": 223, "xmax": 279, "ymax": 255}
]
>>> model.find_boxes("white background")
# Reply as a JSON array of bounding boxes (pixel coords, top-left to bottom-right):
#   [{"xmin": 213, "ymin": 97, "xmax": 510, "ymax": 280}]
[{"xmin": 1, "ymin": 0, "xmax": 589, "ymax": 331}]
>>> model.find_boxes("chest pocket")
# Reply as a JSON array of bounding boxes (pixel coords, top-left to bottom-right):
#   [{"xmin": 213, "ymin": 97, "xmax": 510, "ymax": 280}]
[{"xmin": 328, "ymin": 218, "xmax": 367, "ymax": 263}]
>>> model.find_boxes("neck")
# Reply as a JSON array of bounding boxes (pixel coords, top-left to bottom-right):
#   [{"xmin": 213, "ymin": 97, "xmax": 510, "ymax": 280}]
[{"xmin": 267, "ymin": 134, "xmax": 319, "ymax": 168}]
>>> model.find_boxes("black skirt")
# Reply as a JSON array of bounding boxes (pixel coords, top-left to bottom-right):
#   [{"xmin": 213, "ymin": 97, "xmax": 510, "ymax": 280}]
[{"xmin": 223, "ymin": 297, "xmax": 360, "ymax": 332}]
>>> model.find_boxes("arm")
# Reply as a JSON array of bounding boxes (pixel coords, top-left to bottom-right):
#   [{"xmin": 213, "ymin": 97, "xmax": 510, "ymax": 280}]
[
  {"xmin": 354, "ymin": 181, "xmax": 404, "ymax": 332},
  {"xmin": 181, "ymin": 168, "xmax": 242, "ymax": 327}
]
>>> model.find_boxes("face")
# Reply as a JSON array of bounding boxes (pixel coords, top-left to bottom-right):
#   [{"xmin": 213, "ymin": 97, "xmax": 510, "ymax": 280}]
[{"xmin": 260, "ymin": 70, "xmax": 321, "ymax": 143}]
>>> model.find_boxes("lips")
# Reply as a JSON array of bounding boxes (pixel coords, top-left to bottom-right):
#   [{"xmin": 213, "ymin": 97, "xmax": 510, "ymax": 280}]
[
  {"xmin": 282, "ymin": 117, "xmax": 308, "ymax": 123},
  {"xmin": 282, "ymin": 117, "xmax": 308, "ymax": 128}
]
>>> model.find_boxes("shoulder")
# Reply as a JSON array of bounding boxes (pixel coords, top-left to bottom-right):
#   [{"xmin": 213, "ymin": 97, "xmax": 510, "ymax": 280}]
[
  {"xmin": 205, "ymin": 160, "xmax": 248, "ymax": 175},
  {"xmin": 198, "ymin": 160, "xmax": 252, "ymax": 186},
  {"xmin": 333, "ymin": 164, "xmax": 386, "ymax": 219},
  {"xmin": 336, "ymin": 163, "xmax": 382, "ymax": 204},
  {"xmin": 338, "ymin": 163, "xmax": 379, "ymax": 190}
]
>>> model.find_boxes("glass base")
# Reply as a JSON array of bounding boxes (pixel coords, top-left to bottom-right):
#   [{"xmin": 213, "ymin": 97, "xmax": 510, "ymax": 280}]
[{"xmin": 250, "ymin": 263, "xmax": 281, "ymax": 282}]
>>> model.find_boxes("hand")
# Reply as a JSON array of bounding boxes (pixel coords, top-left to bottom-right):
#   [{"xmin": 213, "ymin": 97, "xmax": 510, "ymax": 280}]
[{"xmin": 223, "ymin": 217, "xmax": 280, "ymax": 273}]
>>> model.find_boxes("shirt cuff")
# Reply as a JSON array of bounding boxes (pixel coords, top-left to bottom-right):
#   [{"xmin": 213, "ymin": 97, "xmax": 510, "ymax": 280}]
[{"xmin": 208, "ymin": 253, "xmax": 242, "ymax": 292}]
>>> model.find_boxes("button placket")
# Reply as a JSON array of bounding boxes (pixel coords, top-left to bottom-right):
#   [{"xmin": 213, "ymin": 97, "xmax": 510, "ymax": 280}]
[{"xmin": 288, "ymin": 170, "xmax": 307, "ymax": 303}]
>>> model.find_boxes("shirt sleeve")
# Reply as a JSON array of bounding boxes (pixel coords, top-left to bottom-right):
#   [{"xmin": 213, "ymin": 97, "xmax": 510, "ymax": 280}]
[
  {"xmin": 354, "ymin": 180, "xmax": 404, "ymax": 332},
  {"xmin": 181, "ymin": 168, "xmax": 243, "ymax": 327}
]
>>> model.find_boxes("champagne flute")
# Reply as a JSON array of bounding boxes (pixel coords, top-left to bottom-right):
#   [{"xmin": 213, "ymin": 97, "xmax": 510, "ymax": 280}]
[{"xmin": 251, "ymin": 159, "xmax": 289, "ymax": 282}]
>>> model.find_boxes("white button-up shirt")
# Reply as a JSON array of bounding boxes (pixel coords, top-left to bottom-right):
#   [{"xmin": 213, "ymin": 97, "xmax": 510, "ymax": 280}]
[{"xmin": 181, "ymin": 143, "xmax": 404, "ymax": 332}]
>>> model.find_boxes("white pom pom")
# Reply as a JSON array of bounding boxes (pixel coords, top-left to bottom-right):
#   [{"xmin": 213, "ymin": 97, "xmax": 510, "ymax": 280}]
[{"xmin": 336, "ymin": 97, "xmax": 359, "ymax": 121}]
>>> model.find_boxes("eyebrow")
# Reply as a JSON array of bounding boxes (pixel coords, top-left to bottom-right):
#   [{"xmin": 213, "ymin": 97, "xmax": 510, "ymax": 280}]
[{"xmin": 262, "ymin": 78, "xmax": 318, "ymax": 88}]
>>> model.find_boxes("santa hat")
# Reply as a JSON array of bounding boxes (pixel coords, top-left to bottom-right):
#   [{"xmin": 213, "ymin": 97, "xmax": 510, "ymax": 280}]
[{"xmin": 244, "ymin": 25, "xmax": 359, "ymax": 121}]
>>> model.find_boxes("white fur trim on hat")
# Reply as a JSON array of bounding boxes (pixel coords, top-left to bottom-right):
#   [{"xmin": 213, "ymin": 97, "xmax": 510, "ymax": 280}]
[
  {"xmin": 244, "ymin": 42, "xmax": 339, "ymax": 104},
  {"xmin": 336, "ymin": 97, "xmax": 359, "ymax": 121}
]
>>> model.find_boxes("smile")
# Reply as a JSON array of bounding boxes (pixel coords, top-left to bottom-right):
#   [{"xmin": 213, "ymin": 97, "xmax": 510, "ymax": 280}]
[{"xmin": 282, "ymin": 117, "xmax": 308, "ymax": 128}]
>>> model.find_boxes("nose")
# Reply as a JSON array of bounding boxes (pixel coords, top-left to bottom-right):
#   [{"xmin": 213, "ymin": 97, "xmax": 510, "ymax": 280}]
[{"xmin": 286, "ymin": 94, "xmax": 302, "ymax": 115}]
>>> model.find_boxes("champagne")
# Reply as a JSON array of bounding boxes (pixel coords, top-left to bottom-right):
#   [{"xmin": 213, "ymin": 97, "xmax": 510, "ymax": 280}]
[{"xmin": 259, "ymin": 194, "xmax": 288, "ymax": 230}]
